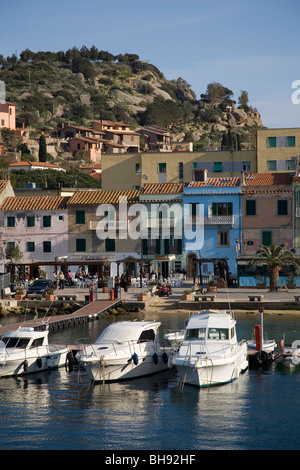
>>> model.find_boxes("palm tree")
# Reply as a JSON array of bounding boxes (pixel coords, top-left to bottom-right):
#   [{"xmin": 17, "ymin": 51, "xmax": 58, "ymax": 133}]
[{"xmin": 251, "ymin": 243, "xmax": 300, "ymax": 292}]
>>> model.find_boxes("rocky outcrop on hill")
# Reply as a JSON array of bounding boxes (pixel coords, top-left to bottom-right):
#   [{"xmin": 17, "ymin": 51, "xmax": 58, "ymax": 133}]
[{"xmin": 0, "ymin": 48, "xmax": 264, "ymax": 150}]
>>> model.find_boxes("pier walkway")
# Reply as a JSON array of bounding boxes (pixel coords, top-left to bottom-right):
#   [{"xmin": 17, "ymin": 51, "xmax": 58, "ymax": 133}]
[{"xmin": 0, "ymin": 299, "xmax": 122, "ymax": 336}]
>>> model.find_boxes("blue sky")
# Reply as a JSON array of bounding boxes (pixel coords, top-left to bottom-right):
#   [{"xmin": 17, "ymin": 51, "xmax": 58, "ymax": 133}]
[{"xmin": 1, "ymin": 0, "xmax": 299, "ymax": 128}]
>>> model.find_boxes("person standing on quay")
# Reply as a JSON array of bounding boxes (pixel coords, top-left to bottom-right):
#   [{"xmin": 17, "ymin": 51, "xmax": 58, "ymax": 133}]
[{"xmin": 58, "ymin": 271, "xmax": 65, "ymax": 289}]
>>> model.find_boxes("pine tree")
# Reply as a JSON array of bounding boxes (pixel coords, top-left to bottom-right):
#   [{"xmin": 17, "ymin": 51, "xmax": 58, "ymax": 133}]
[{"xmin": 38, "ymin": 134, "xmax": 47, "ymax": 162}]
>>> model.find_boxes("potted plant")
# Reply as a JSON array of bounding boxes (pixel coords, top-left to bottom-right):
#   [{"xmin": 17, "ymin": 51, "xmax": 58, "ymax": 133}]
[
  {"xmin": 101, "ymin": 279, "xmax": 108, "ymax": 293},
  {"xmin": 137, "ymin": 291, "xmax": 149, "ymax": 301},
  {"xmin": 286, "ymin": 271, "xmax": 297, "ymax": 289},
  {"xmin": 182, "ymin": 289, "xmax": 194, "ymax": 301},
  {"xmin": 15, "ymin": 287, "xmax": 25, "ymax": 300},
  {"xmin": 207, "ymin": 280, "xmax": 217, "ymax": 292},
  {"xmin": 217, "ymin": 277, "xmax": 227, "ymax": 288},
  {"xmin": 45, "ymin": 287, "xmax": 55, "ymax": 300},
  {"xmin": 256, "ymin": 274, "xmax": 267, "ymax": 289}
]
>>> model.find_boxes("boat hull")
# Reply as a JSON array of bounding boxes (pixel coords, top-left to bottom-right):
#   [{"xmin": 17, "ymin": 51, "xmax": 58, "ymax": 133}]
[
  {"xmin": 173, "ymin": 344, "xmax": 248, "ymax": 388},
  {"xmin": 0, "ymin": 348, "xmax": 69, "ymax": 377},
  {"xmin": 80, "ymin": 351, "xmax": 170, "ymax": 382}
]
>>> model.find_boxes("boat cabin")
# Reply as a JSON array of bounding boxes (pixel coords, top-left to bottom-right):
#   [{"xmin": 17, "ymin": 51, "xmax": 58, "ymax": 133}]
[{"xmin": 1, "ymin": 328, "xmax": 49, "ymax": 349}]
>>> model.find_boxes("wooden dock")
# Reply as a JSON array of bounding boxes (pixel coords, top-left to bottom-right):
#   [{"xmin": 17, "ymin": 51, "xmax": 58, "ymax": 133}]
[{"xmin": 0, "ymin": 299, "xmax": 122, "ymax": 336}]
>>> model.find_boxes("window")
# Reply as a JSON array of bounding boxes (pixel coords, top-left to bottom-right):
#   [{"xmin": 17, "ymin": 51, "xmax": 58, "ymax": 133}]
[
  {"xmin": 278, "ymin": 200, "xmax": 288, "ymax": 215},
  {"xmin": 43, "ymin": 215, "xmax": 51, "ymax": 228},
  {"xmin": 246, "ymin": 200, "xmax": 256, "ymax": 215},
  {"xmin": 208, "ymin": 328, "xmax": 229, "ymax": 340},
  {"xmin": 262, "ymin": 231, "xmax": 272, "ymax": 246},
  {"xmin": 76, "ymin": 239, "xmax": 86, "ymax": 252},
  {"xmin": 7, "ymin": 241, "xmax": 15, "ymax": 250},
  {"xmin": 287, "ymin": 159, "xmax": 296, "ymax": 170},
  {"xmin": 158, "ymin": 163, "xmax": 166, "ymax": 173},
  {"xmin": 179, "ymin": 162, "xmax": 183, "ymax": 181},
  {"xmin": 26, "ymin": 242, "xmax": 35, "ymax": 252},
  {"xmin": 185, "ymin": 328, "xmax": 206, "ymax": 340},
  {"xmin": 218, "ymin": 230, "xmax": 230, "ymax": 246},
  {"xmin": 267, "ymin": 136, "xmax": 295, "ymax": 148},
  {"xmin": 26, "ymin": 216, "xmax": 35, "ymax": 227},
  {"xmin": 43, "ymin": 241, "xmax": 51, "ymax": 253},
  {"xmin": 287, "ymin": 136, "xmax": 296, "ymax": 147},
  {"xmin": 135, "ymin": 163, "xmax": 141, "ymax": 173},
  {"xmin": 7, "ymin": 216, "xmax": 15, "ymax": 227},
  {"xmin": 267, "ymin": 137, "xmax": 276, "ymax": 148},
  {"xmin": 212, "ymin": 202, "xmax": 233, "ymax": 216},
  {"xmin": 242, "ymin": 161, "xmax": 251, "ymax": 171},
  {"xmin": 268, "ymin": 160, "xmax": 277, "ymax": 171},
  {"xmin": 214, "ymin": 162, "xmax": 222, "ymax": 172},
  {"xmin": 76, "ymin": 210, "xmax": 85, "ymax": 224},
  {"xmin": 105, "ymin": 238, "xmax": 115, "ymax": 252}
]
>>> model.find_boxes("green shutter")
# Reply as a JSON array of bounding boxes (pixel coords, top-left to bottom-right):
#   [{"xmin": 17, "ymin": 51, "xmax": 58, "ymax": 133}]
[
  {"xmin": 76, "ymin": 211, "xmax": 85, "ymax": 224},
  {"xmin": 105, "ymin": 238, "xmax": 115, "ymax": 252},
  {"xmin": 177, "ymin": 238, "xmax": 182, "ymax": 254},
  {"xmin": 262, "ymin": 231, "xmax": 272, "ymax": 246},
  {"xmin": 278, "ymin": 200, "xmax": 288, "ymax": 215},
  {"xmin": 214, "ymin": 162, "xmax": 222, "ymax": 172},
  {"xmin": 142, "ymin": 239, "xmax": 148, "ymax": 255},
  {"xmin": 212, "ymin": 203, "xmax": 217, "ymax": 216},
  {"xmin": 287, "ymin": 136, "xmax": 295, "ymax": 147},
  {"xmin": 76, "ymin": 239, "xmax": 86, "ymax": 252},
  {"xmin": 268, "ymin": 137, "xmax": 276, "ymax": 147},
  {"xmin": 164, "ymin": 238, "xmax": 169, "ymax": 255},
  {"xmin": 228, "ymin": 202, "xmax": 233, "ymax": 215},
  {"xmin": 156, "ymin": 238, "xmax": 161, "ymax": 255},
  {"xmin": 246, "ymin": 200, "xmax": 256, "ymax": 216}
]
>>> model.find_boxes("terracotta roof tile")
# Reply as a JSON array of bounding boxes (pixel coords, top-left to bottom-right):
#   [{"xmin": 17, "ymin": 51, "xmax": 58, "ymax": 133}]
[
  {"xmin": 0, "ymin": 196, "xmax": 70, "ymax": 211},
  {"xmin": 188, "ymin": 177, "xmax": 240, "ymax": 187},
  {"xmin": 243, "ymin": 172, "xmax": 293, "ymax": 186},
  {"xmin": 142, "ymin": 183, "xmax": 185, "ymax": 194},
  {"xmin": 68, "ymin": 189, "xmax": 141, "ymax": 205},
  {"xmin": 0, "ymin": 180, "xmax": 10, "ymax": 193},
  {"xmin": 9, "ymin": 161, "xmax": 61, "ymax": 168}
]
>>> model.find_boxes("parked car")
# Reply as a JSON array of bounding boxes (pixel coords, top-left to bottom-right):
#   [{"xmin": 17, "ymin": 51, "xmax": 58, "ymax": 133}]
[{"xmin": 26, "ymin": 279, "xmax": 54, "ymax": 297}]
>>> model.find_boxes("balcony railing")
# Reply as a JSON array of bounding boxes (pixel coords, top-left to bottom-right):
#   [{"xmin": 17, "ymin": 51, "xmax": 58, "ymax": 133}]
[{"xmin": 204, "ymin": 215, "xmax": 235, "ymax": 225}]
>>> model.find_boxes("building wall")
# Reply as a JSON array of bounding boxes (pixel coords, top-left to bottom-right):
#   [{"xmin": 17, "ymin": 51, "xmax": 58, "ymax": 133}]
[
  {"xmin": 0, "ymin": 103, "xmax": 16, "ymax": 130},
  {"xmin": 256, "ymin": 128, "xmax": 300, "ymax": 173},
  {"xmin": 101, "ymin": 150, "xmax": 257, "ymax": 190},
  {"xmin": 183, "ymin": 187, "xmax": 241, "ymax": 276},
  {"xmin": 241, "ymin": 191, "xmax": 293, "ymax": 254}
]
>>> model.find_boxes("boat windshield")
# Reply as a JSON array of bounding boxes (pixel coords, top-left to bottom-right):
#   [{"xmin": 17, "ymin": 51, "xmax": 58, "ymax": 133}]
[
  {"xmin": 208, "ymin": 328, "xmax": 229, "ymax": 340},
  {"xmin": 2, "ymin": 337, "xmax": 31, "ymax": 349},
  {"xmin": 185, "ymin": 328, "xmax": 206, "ymax": 341}
]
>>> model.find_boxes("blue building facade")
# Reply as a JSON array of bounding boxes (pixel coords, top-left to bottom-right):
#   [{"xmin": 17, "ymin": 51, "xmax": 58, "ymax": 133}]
[{"xmin": 183, "ymin": 175, "xmax": 241, "ymax": 282}]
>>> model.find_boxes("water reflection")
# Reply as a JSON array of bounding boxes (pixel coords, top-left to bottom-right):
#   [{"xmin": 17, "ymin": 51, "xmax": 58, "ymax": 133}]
[{"xmin": 1, "ymin": 311, "xmax": 300, "ymax": 450}]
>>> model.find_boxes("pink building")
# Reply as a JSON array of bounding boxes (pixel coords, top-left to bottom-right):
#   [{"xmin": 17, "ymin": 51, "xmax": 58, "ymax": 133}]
[{"xmin": 0, "ymin": 102, "xmax": 16, "ymax": 130}]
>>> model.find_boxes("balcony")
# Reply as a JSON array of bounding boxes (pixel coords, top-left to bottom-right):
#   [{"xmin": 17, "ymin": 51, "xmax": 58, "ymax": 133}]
[{"xmin": 205, "ymin": 215, "xmax": 235, "ymax": 225}]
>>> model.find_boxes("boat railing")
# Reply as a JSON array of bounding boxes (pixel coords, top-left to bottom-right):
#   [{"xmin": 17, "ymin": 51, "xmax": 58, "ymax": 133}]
[
  {"xmin": 75, "ymin": 337, "xmax": 157, "ymax": 358},
  {"xmin": 183, "ymin": 340, "xmax": 241, "ymax": 361}
]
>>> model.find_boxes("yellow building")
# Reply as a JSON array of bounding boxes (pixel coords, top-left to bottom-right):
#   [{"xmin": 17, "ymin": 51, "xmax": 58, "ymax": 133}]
[
  {"xmin": 101, "ymin": 150, "xmax": 257, "ymax": 190},
  {"xmin": 67, "ymin": 189, "xmax": 141, "ymax": 278},
  {"xmin": 256, "ymin": 127, "xmax": 300, "ymax": 173}
]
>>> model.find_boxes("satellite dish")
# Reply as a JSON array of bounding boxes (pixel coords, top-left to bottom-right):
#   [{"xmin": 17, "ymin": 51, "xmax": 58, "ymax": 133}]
[{"xmin": 143, "ymin": 174, "xmax": 148, "ymax": 180}]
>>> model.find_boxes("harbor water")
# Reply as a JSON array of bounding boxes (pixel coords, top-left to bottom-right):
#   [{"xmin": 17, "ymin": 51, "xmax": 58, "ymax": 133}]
[{"xmin": 0, "ymin": 309, "xmax": 300, "ymax": 451}]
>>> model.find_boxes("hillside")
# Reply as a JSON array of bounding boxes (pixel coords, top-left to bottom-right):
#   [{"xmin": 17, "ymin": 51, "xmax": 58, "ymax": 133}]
[{"xmin": 0, "ymin": 47, "xmax": 263, "ymax": 151}]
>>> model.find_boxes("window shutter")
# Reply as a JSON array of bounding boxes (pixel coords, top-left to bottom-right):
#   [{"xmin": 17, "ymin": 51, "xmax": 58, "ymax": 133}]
[
  {"xmin": 228, "ymin": 202, "xmax": 233, "ymax": 215},
  {"xmin": 212, "ymin": 203, "xmax": 217, "ymax": 216}
]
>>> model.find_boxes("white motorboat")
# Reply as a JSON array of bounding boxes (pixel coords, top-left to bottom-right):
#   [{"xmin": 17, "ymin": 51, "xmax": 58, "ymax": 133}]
[
  {"xmin": 76, "ymin": 321, "xmax": 170, "ymax": 382},
  {"xmin": 247, "ymin": 334, "xmax": 277, "ymax": 353},
  {"xmin": 274, "ymin": 332, "xmax": 300, "ymax": 366},
  {"xmin": 163, "ymin": 329, "xmax": 185, "ymax": 346},
  {"xmin": 0, "ymin": 326, "xmax": 70, "ymax": 377},
  {"xmin": 171, "ymin": 309, "xmax": 248, "ymax": 387}
]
